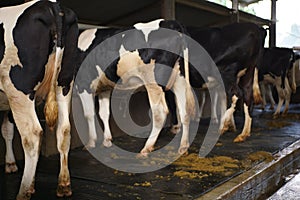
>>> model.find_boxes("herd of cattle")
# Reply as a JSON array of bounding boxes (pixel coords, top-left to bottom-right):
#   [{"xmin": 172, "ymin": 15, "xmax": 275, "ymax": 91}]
[{"xmin": 1, "ymin": 0, "xmax": 299, "ymax": 199}]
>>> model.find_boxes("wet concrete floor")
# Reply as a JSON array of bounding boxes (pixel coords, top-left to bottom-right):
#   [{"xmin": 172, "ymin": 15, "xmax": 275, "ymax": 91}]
[{"xmin": 1, "ymin": 104, "xmax": 300, "ymax": 200}]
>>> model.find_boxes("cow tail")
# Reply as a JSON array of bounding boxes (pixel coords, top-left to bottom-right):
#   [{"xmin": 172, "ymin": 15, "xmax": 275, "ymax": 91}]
[
  {"xmin": 44, "ymin": 3, "xmax": 64, "ymax": 131},
  {"xmin": 183, "ymin": 47, "xmax": 195, "ymax": 118}
]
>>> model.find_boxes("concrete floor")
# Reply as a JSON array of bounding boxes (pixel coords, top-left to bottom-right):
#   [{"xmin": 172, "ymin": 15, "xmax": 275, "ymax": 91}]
[
  {"xmin": 268, "ymin": 171, "xmax": 300, "ymax": 200},
  {"xmin": 1, "ymin": 102, "xmax": 300, "ymax": 200}
]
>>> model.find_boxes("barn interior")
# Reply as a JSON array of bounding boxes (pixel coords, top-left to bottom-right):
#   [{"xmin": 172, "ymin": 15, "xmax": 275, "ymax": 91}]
[{"xmin": 1, "ymin": 0, "xmax": 300, "ymax": 200}]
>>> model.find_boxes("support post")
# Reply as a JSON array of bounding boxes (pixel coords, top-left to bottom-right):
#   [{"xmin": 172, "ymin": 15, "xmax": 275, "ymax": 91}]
[
  {"xmin": 231, "ymin": 0, "xmax": 239, "ymax": 23},
  {"xmin": 269, "ymin": 0, "xmax": 277, "ymax": 47},
  {"xmin": 161, "ymin": 0, "xmax": 175, "ymax": 20}
]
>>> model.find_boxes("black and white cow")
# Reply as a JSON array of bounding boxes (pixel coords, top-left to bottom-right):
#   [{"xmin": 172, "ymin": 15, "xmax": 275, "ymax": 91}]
[
  {"xmin": 75, "ymin": 19, "xmax": 195, "ymax": 156},
  {"xmin": 0, "ymin": 0, "xmax": 78, "ymax": 199},
  {"xmin": 168, "ymin": 23, "xmax": 266, "ymax": 142},
  {"xmin": 259, "ymin": 47, "xmax": 299, "ymax": 117}
]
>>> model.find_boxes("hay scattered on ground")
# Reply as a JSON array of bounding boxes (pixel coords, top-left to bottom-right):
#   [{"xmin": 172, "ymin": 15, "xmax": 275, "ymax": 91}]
[{"xmin": 172, "ymin": 151, "xmax": 274, "ymax": 179}]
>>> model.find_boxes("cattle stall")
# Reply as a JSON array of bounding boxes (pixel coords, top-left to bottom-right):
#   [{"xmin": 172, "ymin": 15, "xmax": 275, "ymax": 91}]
[{"xmin": 1, "ymin": 0, "xmax": 300, "ymax": 200}]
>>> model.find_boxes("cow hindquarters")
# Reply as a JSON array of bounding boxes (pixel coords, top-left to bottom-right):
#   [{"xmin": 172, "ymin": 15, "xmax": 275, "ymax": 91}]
[
  {"xmin": 1, "ymin": 112, "xmax": 18, "ymax": 173},
  {"xmin": 55, "ymin": 86, "xmax": 72, "ymax": 197}
]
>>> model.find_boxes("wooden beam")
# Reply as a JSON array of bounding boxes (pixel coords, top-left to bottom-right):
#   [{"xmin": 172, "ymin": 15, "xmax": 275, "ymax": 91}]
[
  {"xmin": 99, "ymin": 1, "xmax": 160, "ymax": 27},
  {"xmin": 176, "ymin": 0, "xmax": 230, "ymax": 17},
  {"xmin": 161, "ymin": 0, "xmax": 175, "ymax": 20}
]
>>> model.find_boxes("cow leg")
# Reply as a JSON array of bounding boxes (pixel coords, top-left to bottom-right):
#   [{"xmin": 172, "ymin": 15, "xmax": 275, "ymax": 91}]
[
  {"xmin": 78, "ymin": 91, "xmax": 97, "ymax": 149},
  {"xmin": 259, "ymin": 82, "xmax": 267, "ymax": 110},
  {"xmin": 140, "ymin": 84, "xmax": 168, "ymax": 157},
  {"xmin": 210, "ymin": 88, "xmax": 219, "ymax": 124},
  {"xmin": 266, "ymin": 84, "xmax": 275, "ymax": 110},
  {"xmin": 172, "ymin": 76, "xmax": 194, "ymax": 155},
  {"xmin": 273, "ymin": 76, "xmax": 284, "ymax": 118},
  {"xmin": 1, "ymin": 111, "xmax": 18, "ymax": 173},
  {"xmin": 274, "ymin": 84, "xmax": 285, "ymax": 118},
  {"xmin": 56, "ymin": 88, "xmax": 72, "ymax": 197},
  {"xmin": 220, "ymin": 95, "xmax": 237, "ymax": 134},
  {"xmin": 253, "ymin": 68, "xmax": 262, "ymax": 104},
  {"xmin": 290, "ymin": 63, "xmax": 297, "ymax": 93},
  {"xmin": 282, "ymin": 77, "xmax": 292, "ymax": 115},
  {"xmin": 274, "ymin": 96, "xmax": 284, "ymax": 118},
  {"xmin": 9, "ymin": 98, "xmax": 41, "ymax": 200},
  {"xmin": 234, "ymin": 103, "xmax": 252, "ymax": 142},
  {"xmin": 98, "ymin": 90, "xmax": 112, "ymax": 147},
  {"xmin": 196, "ymin": 90, "xmax": 206, "ymax": 122},
  {"xmin": 165, "ymin": 90, "xmax": 181, "ymax": 134}
]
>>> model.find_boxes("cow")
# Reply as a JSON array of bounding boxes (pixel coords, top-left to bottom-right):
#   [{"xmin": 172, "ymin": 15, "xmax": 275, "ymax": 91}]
[
  {"xmin": 258, "ymin": 47, "xmax": 299, "ymax": 117},
  {"xmin": 0, "ymin": 0, "xmax": 78, "ymax": 199},
  {"xmin": 168, "ymin": 23, "xmax": 266, "ymax": 143},
  {"xmin": 75, "ymin": 19, "xmax": 195, "ymax": 157}
]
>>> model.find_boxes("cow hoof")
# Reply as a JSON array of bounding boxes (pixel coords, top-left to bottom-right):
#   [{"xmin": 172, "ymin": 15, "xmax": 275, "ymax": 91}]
[
  {"xmin": 5, "ymin": 162, "xmax": 18, "ymax": 173},
  {"xmin": 178, "ymin": 146, "xmax": 189, "ymax": 155},
  {"xmin": 138, "ymin": 146, "xmax": 154, "ymax": 158},
  {"xmin": 233, "ymin": 135, "xmax": 248, "ymax": 143},
  {"xmin": 136, "ymin": 152, "xmax": 148, "ymax": 158},
  {"xmin": 16, "ymin": 193, "xmax": 31, "ymax": 200},
  {"xmin": 57, "ymin": 183, "xmax": 72, "ymax": 197},
  {"xmin": 103, "ymin": 139, "xmax": 112, "ymax": 147},
  {"xmin": 17, "ymin": 188, "xmax": 35, "ymax": 200},
  {"xmin": 170, "ymin": 125, "xmax": 181, "ymax": 134},
  {"xmin": 83, "ymin": 140, "xmax": 96, "ymax": 150},
  {"xmin": 282, "ymin": 110, "xmax": 288, "ymax": 117},
  {"xmin": 273, "ymin": 113, "xmax": 279, "ymax": 119}
]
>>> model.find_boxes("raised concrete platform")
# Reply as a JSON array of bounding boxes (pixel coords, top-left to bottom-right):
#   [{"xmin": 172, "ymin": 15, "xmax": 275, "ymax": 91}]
[{"xmin": 197, "ymin": 139, "xmax": 300, "ymax": 200}]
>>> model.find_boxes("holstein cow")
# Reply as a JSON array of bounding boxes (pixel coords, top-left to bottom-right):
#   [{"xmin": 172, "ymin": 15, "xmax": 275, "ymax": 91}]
[
  {"xmin": 259, "ymin": 47, "xmax": 299, "ymax": 117},
  {"xmin": 75, "ymin": 19, "xmax": 195, "ymax": 156},
  {"xmin": 168, "ymin": 23, "xmax": 266, "ymax": 142},
  {"xmin": 0, "ymin": 0, "xmax": 78, "ymax": 199}
]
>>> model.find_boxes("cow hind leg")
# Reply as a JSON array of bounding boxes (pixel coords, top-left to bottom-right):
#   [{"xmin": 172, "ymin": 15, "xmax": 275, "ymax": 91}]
[
  {"xmin": 79, "ymin": 91, "xmax": 97, "ymax": 149},
  {"xmin": 266, "ymin": 84, "xmax": 275, "ymax": 110},
  {"xmin": 9, "ymin": 98, "xmax": 41, "ymax": 200},
  {"xmin": 98, "ymin": 91, "xmax": 113, "ymax": 147},
  {"xmin": 273, "ymin": 87, "xmax": 285, "ymax": 118},
  {"xmin": 172, "ymin": 76, "xmax": 194, "ymax": 155},
  {"xmin": 139, "ymin": 84, "xmax": 168, "ymax": 157},
  {"xmin": 210, "ymin": 88, "xmax": 219, "ymax": 124},
  {"xmin": 253, "ymin": 68, "xmax": 263, "ymax": 104},
  {"xmin": 165, "ymin": 90, "xmax": 181, "ymax": 134},
  {"xmin": 55, "ymin": 88, "xmax": 72, "ymax": 197},
  {"xmin": 234, "ymin": 103, "xmax": 252, "ymax": 142},
  {"xmin": 220, "ymin": 95, "xmax": 238, "ymax": 134},
  {"xmin": 282, "ymin": 79, "xmax": 292, "ymax": 116},
  {"xmin": 196, "ymin": 90, "xmax": 206, "ymax": 122},
  {"xmin": 1, "ymin": 112, "xmax": 18, "ymax": 173},
  {"xmin": 259, "ymin": 82, "xmax": 267, "ymax": 110}
]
